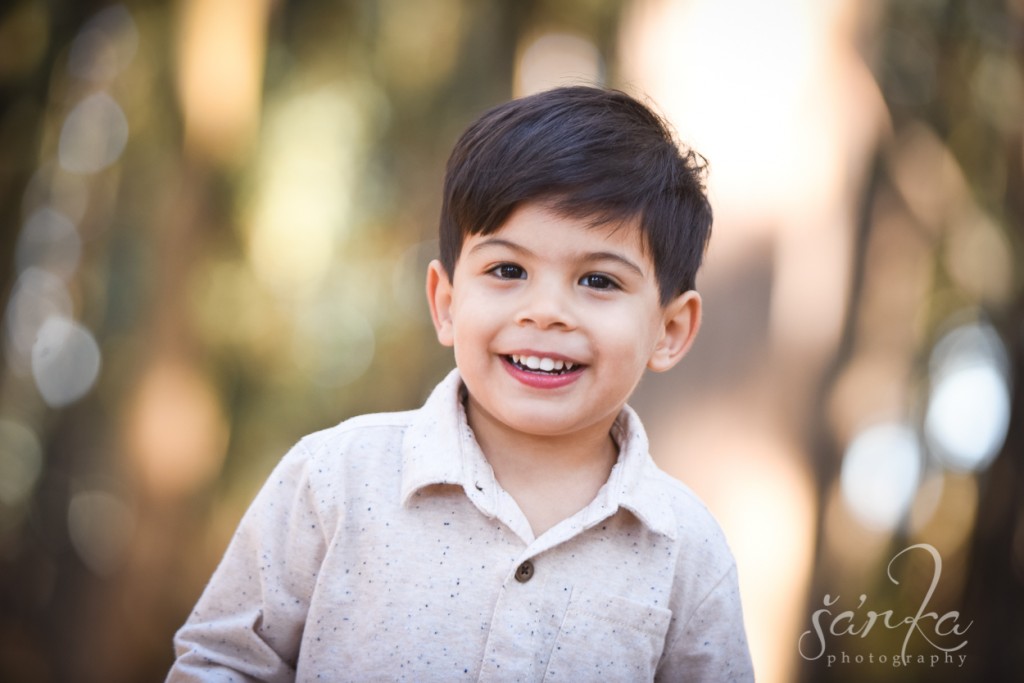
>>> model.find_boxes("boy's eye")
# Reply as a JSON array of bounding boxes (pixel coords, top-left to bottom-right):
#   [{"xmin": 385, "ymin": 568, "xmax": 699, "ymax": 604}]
[
  {"xmin": 490, "ymin": 263, "xmax": 526, "ymax": 280},
  {"xmin": 579, "ymin": 273, "xmax": 619, "ymax": 290}
]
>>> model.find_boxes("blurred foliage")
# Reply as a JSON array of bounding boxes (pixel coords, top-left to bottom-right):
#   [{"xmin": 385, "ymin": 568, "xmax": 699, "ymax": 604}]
[
  {"xmin": 801, "ymin": 0, "xmax": 1024, "ymax": 681},
  {"xmin": 1, "ymin": 0, "xmax": 1022, "ymax": 682}
]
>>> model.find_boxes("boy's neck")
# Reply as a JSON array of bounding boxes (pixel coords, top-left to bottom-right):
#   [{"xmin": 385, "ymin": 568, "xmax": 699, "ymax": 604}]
[{"xmin": 464, "ymin": 395, "xmax": 620, "ymax": 538}]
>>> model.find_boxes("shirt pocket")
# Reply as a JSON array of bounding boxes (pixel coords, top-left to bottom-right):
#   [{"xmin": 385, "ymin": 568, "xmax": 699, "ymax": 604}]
[{"xmin": 542, "ymin": 589, "xmax": 672, "ymax": 682}]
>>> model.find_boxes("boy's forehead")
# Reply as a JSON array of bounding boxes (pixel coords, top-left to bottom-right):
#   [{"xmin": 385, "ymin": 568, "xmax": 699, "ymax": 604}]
[
  {"xmin": 486, "ymin": 203, "xmax": 647, "ymax": 249},
  {"xmin": 461, "ymin": 203, "xmax": 655, "ymax": 272}
]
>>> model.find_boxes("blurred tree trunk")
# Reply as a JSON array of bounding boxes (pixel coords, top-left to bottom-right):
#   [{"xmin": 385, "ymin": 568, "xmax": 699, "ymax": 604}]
[{"xmin": 800, "ymin": 1, "xmax": 1024, "ymax": 680}]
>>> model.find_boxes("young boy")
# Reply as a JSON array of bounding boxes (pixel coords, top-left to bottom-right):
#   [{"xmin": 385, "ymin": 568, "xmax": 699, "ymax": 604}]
[{"xmin": 169, "ymin": 86, "xmax": 754, "ymax": 681}]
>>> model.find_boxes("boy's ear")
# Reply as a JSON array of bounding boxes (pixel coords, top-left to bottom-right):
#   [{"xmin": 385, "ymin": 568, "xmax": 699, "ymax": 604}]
[
  {"xmin": 647, "ymin": 290, "xmax": 702, "ymax": 373},
  {"xmin": 426, "ymin": 259, "xmax": 455, "ymax": 347}
]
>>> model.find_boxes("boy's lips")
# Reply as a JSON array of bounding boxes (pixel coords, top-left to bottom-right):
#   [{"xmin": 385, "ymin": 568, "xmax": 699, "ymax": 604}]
[{"xmin": 500, "ymin": 351, "xmax": 586, "ymax": 389}]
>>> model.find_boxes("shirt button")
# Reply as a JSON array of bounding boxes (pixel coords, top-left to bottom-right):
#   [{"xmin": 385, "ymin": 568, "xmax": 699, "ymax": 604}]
[{"xmin": 515, "ymin": 560, "xmax": 534, "ymax": 583}]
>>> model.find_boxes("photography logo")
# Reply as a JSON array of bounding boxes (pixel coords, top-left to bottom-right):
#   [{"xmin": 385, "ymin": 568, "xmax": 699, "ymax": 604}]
[{"xmin": 798, "ymin": 543, "xmax": 972, "ymax": 669}]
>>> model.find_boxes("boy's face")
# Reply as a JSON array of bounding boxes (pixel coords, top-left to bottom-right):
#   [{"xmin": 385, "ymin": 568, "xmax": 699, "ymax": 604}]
[{"xmin": 427, "ymin": 202, "xmax": 701, "ymax": 445}]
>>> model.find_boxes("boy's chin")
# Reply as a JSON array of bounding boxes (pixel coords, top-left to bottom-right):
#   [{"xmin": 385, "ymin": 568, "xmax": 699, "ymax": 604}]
[{"xmin": 491, "ymin": 403, "xmax": 617, "ymax": 440}]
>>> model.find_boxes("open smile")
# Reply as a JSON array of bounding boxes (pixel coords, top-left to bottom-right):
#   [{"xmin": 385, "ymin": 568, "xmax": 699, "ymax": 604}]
[
  {"xmin": 506, "ymin": 353, "xmax": 582, "ymax": 375},
  {"xmin": 501, "ymin": 353, "xmax": 586, "ymax": 389}
]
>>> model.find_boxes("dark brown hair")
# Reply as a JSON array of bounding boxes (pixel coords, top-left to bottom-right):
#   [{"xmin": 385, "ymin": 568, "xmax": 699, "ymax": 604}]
[{"xmin": 438, "ymin": 86, "xmax": 712, "ymax": 304}]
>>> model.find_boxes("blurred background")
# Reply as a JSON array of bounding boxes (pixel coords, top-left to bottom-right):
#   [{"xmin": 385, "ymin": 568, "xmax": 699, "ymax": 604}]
[{"xmin": 0, "ymin": 0, "xmax": 1021, "ymax": 681}]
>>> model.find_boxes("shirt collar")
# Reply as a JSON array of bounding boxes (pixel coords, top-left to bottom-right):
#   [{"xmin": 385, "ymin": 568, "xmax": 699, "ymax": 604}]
[
  {"xmin": 605, "ymin": 403, "xmax": 678, "ymax": 539},
  {"xmin": 400, "ymin": 368, "xmax": 677, "ymax": 540},
  {"xmin": 399, "ymin": 368, "xmax": 474, "ymax": 505}
]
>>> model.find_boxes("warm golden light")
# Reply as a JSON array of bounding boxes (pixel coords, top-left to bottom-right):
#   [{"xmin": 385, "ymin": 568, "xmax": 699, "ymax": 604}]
[
  {"xmin": 243, "ymin": 84, "xmax": 368, "ymax": 298},
  {"xmin": 176, "ymin": 0, "xmax": 270, "ymax": 164},
  {"xmin": 124, "ymin": 359, "xmax": 229, "ymax": 499},
  {"xmin": 2, "ymin": 1, "xmax": 1018, "ymax": 679},
  {"xmin": 514, "ymin": 32, "xmax": 603, "ymax": 97},
  {"xmin": 657, "ymin": 407, "xmax": 816, "ymax": 683},
  {"xmin": 376, "ymin": 0, "xmax": 464, "ymax": 95},
  {"xmin": 909, "ymin": 472, "xmax": 979, "ymax": 559},
  {"xmin": 619, "ymin": 1, "xmax": 891, "ymax": 680}
]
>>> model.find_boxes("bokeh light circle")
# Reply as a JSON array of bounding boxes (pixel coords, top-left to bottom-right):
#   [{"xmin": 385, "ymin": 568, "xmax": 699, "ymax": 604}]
[
  {"xmin": 925, "ymin": 321, "xmax": 1011, "ymax": 471},
  {"xmin": 840, "ymin": 422, "xmax": 922, "ymax": 530},
  {"xmin": 30, "ymin": 315, "xmax": 102, "ymax": 408}
]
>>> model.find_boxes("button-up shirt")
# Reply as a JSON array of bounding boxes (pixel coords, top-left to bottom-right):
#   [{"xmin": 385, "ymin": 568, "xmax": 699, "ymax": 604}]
[{"xmin": 169, "ymin": 369, "xmax": 754, "ymax": 682}]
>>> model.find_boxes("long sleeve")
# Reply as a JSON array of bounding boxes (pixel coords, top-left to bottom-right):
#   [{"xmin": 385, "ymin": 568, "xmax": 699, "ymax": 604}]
[
  {"xmin": 168, "ymin": 441, "xmax": 327, "ymax": 682},
  {"xmin": 656, "ymin": 563, "xmax": 755, "ymax": 682}
]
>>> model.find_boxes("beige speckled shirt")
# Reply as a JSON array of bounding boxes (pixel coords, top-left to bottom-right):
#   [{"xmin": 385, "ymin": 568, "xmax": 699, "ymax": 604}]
[{"xmin": 168, "ymin": 369, "xmax": 753, "ymax": 682}]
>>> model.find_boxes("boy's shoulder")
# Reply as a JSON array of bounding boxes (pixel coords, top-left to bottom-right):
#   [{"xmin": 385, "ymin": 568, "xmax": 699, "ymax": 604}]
[
  {"xmin": 297, "ymin": 371, "xmax": 463, "ymax": 456},
  {"xmin": 296, "ymin": 408, "xmax": 421, "ymax": 457},
  {"xmin": 643, "ymin": 464, "xmax": 710, "ymax": 515},
  {"xmin": 612, "ymin": 405, "xmax": 732, "ymax": 558},
  {"xmin": 635, "ymin": 459, "xmax": 736, "ymax": 566},
  {"xmin": 271, "ymin": 408, "xmax": 430, "ymax": 504}
]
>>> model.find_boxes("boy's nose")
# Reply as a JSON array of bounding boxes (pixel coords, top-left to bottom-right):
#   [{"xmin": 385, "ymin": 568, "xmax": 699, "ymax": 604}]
[{"xmin": 514, "ymin": 284, "xmax": 577, "ymax": 330}]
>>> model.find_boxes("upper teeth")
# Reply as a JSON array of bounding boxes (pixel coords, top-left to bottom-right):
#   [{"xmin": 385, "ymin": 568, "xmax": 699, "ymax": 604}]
[{"xmin": 511, "ymin": 354, "xmax": 575, "ymax": 372}]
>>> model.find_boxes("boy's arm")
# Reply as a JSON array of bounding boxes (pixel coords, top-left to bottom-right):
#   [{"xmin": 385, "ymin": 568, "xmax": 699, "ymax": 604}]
[
  {"xmin": 167, "ymin": 441, "xmax": 327, "ymax": 682},
  {"xmin": 656, "ymin": 563, "xmax": 755, "ymax": 683}
]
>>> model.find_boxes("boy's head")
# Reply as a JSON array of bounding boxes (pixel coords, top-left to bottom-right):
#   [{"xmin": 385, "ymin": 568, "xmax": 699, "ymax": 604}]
[{"xmin": 437, "ymin": 86, "xmax": 712, "ymax": 305}]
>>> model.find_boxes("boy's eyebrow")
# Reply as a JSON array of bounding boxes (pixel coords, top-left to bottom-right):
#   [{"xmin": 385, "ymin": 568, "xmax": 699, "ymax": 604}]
[
  {"xmin": 469, "ymin": 237, "xmax": 645, "ymax": 277},
  {"xmin": 469, "ymin": 237, "xmax": 533, "ymax": 257},
  {"xmin": 585, "ymin": 251, "xmax": 645, "ymax": 277}
]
